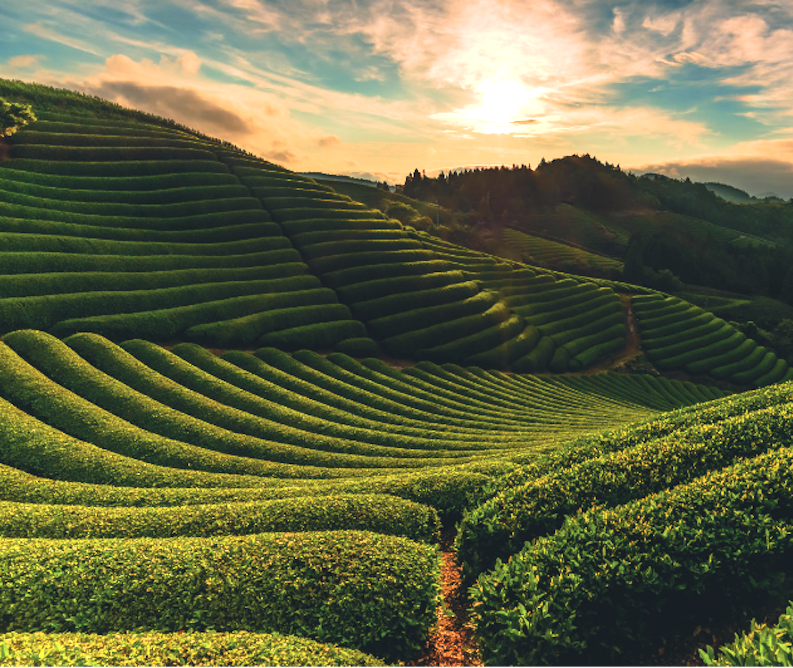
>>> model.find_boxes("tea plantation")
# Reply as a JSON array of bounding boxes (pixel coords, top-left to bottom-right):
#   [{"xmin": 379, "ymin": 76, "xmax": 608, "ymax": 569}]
[{"xmin": 0, "ymin": 80, "xmax": 792, "ymax": 665}]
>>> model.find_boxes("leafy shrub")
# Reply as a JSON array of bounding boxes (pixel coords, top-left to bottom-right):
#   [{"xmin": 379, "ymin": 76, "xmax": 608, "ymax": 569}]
[
  {"xmin": 257, "ymin": 320, "xmax": 370, "ymax": 350},
  {"xmin": 421, "ymin": 315, "xmax": 525, "ymax": 364},
  {"xmin": 0, "ymin": 199, "xmax": 269, "ymax": 229},
  {"xmin": 351, "ymin": 280, "xmax": 479, "ymax": 320},
  {"xmin": 279, "ymin": 216, "xmax": 401, "ymax": 236},
  {"xmin": 0, "ymin": 630, "xmax": 385, "ymax": 667},
  {"xmin": 184, "ymin": 300, "xmax": 349, "ymax": 348},
  {"xmin": 700, "ymin": 602, "xmax": 793, "ymax": 666},
  {"xmin": 307, "ymin": 249, "xmax": 435, "ymax": 275},
  {"xmin": 456, "ymin": 398, "xmax": 793, "ymax": 583},
  {"xmin": 463, "ymin": 325, "xmax": 541, "ymax": 368},
  {"xmin": 369, "ymin": 291, "xmax": 496, "ymax": 339},
  {"xmin": 382, "ymin": 301, "xmax": 508, "ymax": 359},
  {"xmin": 469, "ymin": 444, "xmax": 793, "ymax": 665},
  {"xmin": 321, "ymin": 260, "xmax": 449, "ymax": 290},
  {"xmin": 0, "ymin": 530, "xmax": 441, "ymax": 661},
  {"xmin": 334, "ymin": 337, "xmax": 379, "ymax": 357},
  {"xmin": 0, "ymin": 493, "xmax": 440, "ymax": 543},
  {"xmin": 10, "ymin": 144, "xmax": 218, "ymax": 162},
  {"xmin": 0, "ymin": 274, "xmax": 317, "ymax": 336},
  {"xmin": 511, "ymin": 335, "xmax": 555, "ymax": 373},
  {"xmin": 0, "ymin": 167, "xmax": 239, "ymax": 190}
]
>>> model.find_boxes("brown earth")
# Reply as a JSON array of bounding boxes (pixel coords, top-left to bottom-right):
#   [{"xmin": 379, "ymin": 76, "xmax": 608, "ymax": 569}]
[{"xmin": 415, "ymin": 529, "xmax": 483, "ymax": 667}]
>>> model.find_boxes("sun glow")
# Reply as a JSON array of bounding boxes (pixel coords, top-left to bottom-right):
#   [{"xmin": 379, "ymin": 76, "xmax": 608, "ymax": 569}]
[{"xmin": 449, "ymin": 78, "xmax": 542, "ymax": 134}]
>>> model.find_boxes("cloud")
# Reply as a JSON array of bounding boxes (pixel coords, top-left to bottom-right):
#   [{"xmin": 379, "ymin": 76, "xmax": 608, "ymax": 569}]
[
  {"xmin": 642, "ymin": 12, "xmax": 681, "ymax": 37},
  {"xmin": 612, "ymin": 8, "xmax": 626, "ymax": 34},
  {"xmin": 23, "ymin": 20, "xmax": 103, "ymax": 56},
  {"xmin": 317, "ymin": 134, "xmax": 341, "ymax": 147},
  {"xmin": 90, "ymin": 80, "xmax": 251, "ymax": 134},
  {"xmin": 633, "ymin": 153, "xmax": 793, "ymax": 199},
  {"xmin": 5, "ymin": 54, "xmax": 44, "ymax": 69}
]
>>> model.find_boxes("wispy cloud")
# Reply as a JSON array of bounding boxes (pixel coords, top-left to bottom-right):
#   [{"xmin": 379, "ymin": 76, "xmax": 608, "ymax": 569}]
[
  {"xmin": 5, "ymin": 0, "xmax": 793, "ymax": 181},
  {"xmin": 23, "ymin": 20, "xmax": 104, "ymax": 57}
]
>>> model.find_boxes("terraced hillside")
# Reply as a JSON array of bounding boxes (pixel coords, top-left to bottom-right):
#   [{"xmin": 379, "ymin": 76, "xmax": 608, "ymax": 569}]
[
  {"xmin": 634, "ymin": 294, "xmax": 793, "ymax": 386},
  {"xmin": 0, "ymin": 113, "xmax": 373, "ymax": 353},
  {"xmin": 0, "ymin": 109, "xmax": 630, "ymax": 373},
  {"xmin": 4, "ymin": 99, "xmax": 792, "ymax": 383},
  {"xmin": 0, "ymin": 327, "xmax": 721, "ymax": 664},
  {"xmin": 502, "ymin": 226, "xmax": 624, "ymax": 278},
  {"xmin": 1, "ymin": 81, "xmax": 793, "ymax": 666}
]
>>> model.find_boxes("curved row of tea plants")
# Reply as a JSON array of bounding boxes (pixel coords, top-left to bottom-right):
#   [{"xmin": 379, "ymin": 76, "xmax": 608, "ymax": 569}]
[
  {"xmin": 502, "ymin": 226, "xmax": 624, "ymax": 277},
  {"xmin": 0, "ymin": 114, "xmax": 371, "ymax": 351},
  {"xmin": 0, "ymin": 325, "xmax": 718, "ymax": 662},
  {"xmin": 633, "ymin": 293, "xmax": 793, "ymax": 386},
  {"xmin": 457, "ymin": 380, "xmax": 792, "ymax": 582},
  {"xmin": 469, "ymin": 429, "xmax": 793, "ymax": 665},
  {"xmin": 0, "ymin": 630, "xmax": 384, "ymax": 667},
  {"xmin": 0, "ymin": 528, "xmax": 439, "ymax": 661}
]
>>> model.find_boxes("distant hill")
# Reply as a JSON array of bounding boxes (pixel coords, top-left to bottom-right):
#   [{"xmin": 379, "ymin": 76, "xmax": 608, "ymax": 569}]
[{"xmin": 703, "ymin": 182, "xmax": 756, "ymax": 203}]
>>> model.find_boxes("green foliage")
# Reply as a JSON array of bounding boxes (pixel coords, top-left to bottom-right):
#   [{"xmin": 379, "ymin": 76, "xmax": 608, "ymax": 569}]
[
  {"xmin": 635, "ymin": 294, "xmax": 790, "ymax": 386},
  {"xmin": 0, "ymin": 98, "xmax": 36, "ymax": 136},
  {"xmin": 0, "ymin": 530, "xmax": 441, "ymax": 661},
  {"xmin": 701, "ymin": 603, "xmax": 793, "ymax": 666},
  {"xmin": 457, "ymin": 394, "xmax": 793, "ymax": 583},
  {"xmin": 469, "ymin": 444, "xmax": 793, "ymax": 665},
  {"xmin": 0, "ymin": 630, "xmax": 385, "ymax": 667},
  {"xmin": 0, "ymin": 493, "xmax": 440, "ymax": 543}
]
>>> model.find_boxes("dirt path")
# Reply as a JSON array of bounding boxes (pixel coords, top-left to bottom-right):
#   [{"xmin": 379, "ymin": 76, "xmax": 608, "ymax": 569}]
[
  {"xmin": 580, "ymin": 292, "xmax": 647, "ymax": 375},
  {"xmin": 416, "ymin": 529, "xmax": 483, "ymax": 667}
]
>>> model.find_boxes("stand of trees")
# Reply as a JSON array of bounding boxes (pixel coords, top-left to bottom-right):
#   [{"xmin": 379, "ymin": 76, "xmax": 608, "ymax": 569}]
[
  {"xmin": 399, "ymin": 155, "xmax": 793, "ymax": 306},
  {"xmin": 400, "ymin": 155, "xmax": 654, "ymax": 218}
]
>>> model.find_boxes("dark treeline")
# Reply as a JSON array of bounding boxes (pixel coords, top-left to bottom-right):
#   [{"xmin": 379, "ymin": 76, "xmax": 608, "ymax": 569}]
[
  {"xmin": 624, "ymin": 230, "xmax": 793, "ymax": 305},
  {"xmin": 401, "ymin": 155, "xmax": 793, "ymax": 241},
  {"xmin": 399, "ymin": 154, "xmax": 793, "ymax": 306},
  {"xmin": 400, "ymin": 154, "xmax": 653, "ymax": 216}
]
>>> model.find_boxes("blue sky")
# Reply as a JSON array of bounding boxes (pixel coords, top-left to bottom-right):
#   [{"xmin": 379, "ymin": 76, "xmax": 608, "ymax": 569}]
[{"xmin": 3, "ymin": 0, "xmax": 793, "ymax": 195}]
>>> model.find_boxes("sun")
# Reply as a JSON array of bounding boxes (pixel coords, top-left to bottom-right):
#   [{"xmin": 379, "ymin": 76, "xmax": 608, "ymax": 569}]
[{"xmin": 461, "ymin": 78, "xmax": 534, "ymax": 133}]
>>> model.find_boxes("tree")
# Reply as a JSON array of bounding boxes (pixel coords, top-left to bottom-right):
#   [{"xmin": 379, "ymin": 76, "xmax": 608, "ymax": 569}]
[{"xmin": 0, "ymin": 98, "xmax": 36, "ymax": 136}]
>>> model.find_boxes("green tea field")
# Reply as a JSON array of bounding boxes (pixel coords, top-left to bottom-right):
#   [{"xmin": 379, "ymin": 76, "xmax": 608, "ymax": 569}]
[{"xmin": 0, "ymin": 80, "xmax": 792, "ymax": 666}]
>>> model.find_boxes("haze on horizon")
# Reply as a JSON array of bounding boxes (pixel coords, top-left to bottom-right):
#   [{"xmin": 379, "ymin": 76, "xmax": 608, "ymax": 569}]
[{"xmin": 2, "ymin": 0, "xmax": 793, "ymax": 197}]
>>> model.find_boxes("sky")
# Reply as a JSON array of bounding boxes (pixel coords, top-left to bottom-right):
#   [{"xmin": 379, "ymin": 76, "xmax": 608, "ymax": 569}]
[{"xmin": 2, "ymin": 0, "xmax": 793, "ymax": 196}]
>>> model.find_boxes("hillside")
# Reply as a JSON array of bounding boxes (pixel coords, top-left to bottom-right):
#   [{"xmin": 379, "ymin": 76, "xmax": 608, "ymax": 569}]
[
  {"xmin": 398, "ymin": 160, "xmax": 793, "ymax": 315},
  {"xmin": 1, "ymin": 79, "xmax": 792, "ymax": 666}
]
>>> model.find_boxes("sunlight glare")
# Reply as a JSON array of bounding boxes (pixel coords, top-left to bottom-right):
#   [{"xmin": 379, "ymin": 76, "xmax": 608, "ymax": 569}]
[{"xmin": 462, "ymin": 78, "xmax": 536, "ymax": 133}]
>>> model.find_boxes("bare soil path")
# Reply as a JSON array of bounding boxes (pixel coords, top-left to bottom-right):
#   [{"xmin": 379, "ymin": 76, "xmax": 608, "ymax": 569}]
[{"xmin": 416, "ymin": 529, "xmax": 483, "ymax": 667}]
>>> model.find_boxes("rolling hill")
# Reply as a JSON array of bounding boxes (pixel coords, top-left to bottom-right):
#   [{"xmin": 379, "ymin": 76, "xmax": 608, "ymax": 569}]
[{"xmin": 0, "ymin": 78, "xmax": 792, "ymax": 666}]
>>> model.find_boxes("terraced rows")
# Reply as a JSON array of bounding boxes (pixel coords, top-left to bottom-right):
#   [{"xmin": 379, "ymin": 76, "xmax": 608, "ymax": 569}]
[
  {"xmin": 228, "ymin": 155, "xmax": 514, "ymax": 362},
  {"xmin": 461, "ymin": 380, "xmax": 793, "ymax": 664},
  {"xmin": 0, "ymin": 112, "xmax": 640, "ymax": 372},
  {"xmin": 0, "ymin": 113, "xmax": 371, "ymax": 351},
  {"xmin": 0, "ymin": 326, "xmax": 727, "ymax": 661},
  {"xmin": 0, "ymin": 329, "xmax": 714, "ymax": 495},
  {"xmin": 502, "ymin": 227, "xmax": 624, "ymax": 277},
  {"xmin": 633, "ymin": 294, "xmax": 793, "ymax": 386}
]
